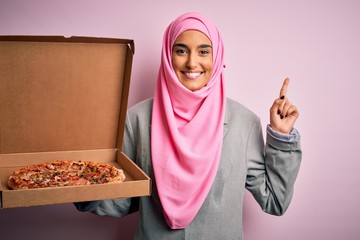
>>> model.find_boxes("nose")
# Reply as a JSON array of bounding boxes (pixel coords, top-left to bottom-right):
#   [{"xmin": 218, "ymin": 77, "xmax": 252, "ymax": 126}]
[{"xmin": 186, "ymin": 53, "xmax": 197, "ymax": 69}]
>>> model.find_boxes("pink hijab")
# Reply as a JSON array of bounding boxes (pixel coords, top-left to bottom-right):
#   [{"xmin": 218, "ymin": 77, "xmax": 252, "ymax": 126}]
[{"xmin": 151, "ymin": 12, "xmax": 226, "ymax": 229}]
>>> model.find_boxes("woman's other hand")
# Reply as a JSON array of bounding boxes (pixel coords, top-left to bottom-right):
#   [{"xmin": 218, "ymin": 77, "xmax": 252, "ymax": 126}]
[{"xmin": 270, "ymin": 78, "xmax": 299, "ymax": 134}]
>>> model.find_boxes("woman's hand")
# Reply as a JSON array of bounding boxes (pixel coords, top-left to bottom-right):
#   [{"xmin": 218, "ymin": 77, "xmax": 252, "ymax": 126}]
[{"xmin": 270, "ymin": 78, "xmax": 299, "ymax": 134}]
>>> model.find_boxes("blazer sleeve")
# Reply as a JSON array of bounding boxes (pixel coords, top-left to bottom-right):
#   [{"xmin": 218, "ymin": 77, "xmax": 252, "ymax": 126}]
[
  {"xmin": 74, "ymin": 110, "xmax": 139, "ymax": 217},
  {"xmin": 245, "ymin": 118, "xmax": 302, "ymax": 215}
]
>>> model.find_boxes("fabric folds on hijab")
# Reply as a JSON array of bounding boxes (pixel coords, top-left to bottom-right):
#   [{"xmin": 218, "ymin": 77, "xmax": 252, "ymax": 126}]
[{"xmin": 151, "ymin": 12, "xmax": 226, "ymax": 229}]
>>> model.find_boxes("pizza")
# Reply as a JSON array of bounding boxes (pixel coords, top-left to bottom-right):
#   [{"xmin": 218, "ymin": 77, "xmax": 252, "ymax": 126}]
[{"xmin": 8, "ymin": 160, "xmax": 126, "ymax": 190}]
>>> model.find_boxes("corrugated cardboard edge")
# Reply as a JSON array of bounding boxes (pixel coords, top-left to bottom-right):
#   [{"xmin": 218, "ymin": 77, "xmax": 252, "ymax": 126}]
[
  {"xmin": 116, "ymin": 37, "xmax": 133, "ymax": 150},
  {"xmin": 0, "ymin": 35, "xmax": 135, "ymax": 55}
]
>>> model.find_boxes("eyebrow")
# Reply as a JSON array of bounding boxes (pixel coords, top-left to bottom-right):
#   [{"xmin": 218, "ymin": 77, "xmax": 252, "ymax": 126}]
[{"xmin": 173, "ymin": 43, "xmax": 212, "ymax": 49}]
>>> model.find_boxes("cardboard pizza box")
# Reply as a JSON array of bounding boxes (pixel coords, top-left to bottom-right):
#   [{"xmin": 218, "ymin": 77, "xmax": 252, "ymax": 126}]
[{"xmin": 0, "ymin": 36, "xmax": 151, "ymax": 208}]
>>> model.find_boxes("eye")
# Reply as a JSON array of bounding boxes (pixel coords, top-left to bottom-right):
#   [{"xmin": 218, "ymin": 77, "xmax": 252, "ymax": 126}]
[
  {"xmin": 199, "ymin": 49, "xmax": 210, "ymax": 55},
  {"xmin": 177, "ymin": 49, "xmax": 186, "ymax": 54},
  {"xmin": 174, "ymin": 48, "xmax": 187, "ymax": 55}
]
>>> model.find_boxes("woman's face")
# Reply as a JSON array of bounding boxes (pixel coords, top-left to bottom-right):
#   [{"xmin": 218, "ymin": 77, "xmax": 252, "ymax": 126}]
[{"xmin": 172, "ymin": 30, "xmax": 213, "ymax": 91}]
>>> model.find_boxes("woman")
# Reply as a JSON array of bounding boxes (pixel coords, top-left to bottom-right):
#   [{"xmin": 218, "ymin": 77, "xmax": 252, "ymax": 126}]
[{"xmin": 75, "ymin": 12, "xmax": 302, "ymax": 239}]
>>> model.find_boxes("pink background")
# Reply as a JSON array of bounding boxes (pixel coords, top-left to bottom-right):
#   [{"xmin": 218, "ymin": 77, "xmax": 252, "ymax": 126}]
[{"xmin": 1, "ymin": 0, "xmax": 359, "ymax": 239}]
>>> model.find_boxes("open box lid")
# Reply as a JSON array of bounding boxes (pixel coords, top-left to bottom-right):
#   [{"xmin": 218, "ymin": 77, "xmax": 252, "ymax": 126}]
[{"xmin": 0, "ymin": 35, "xmax": 134, "ymax": 154}]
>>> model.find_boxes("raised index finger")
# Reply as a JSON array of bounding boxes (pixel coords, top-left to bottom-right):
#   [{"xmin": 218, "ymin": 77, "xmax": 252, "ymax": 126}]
[{"xmin": 279, "ymin": 78, "xmax": 290, "ymax": 98}]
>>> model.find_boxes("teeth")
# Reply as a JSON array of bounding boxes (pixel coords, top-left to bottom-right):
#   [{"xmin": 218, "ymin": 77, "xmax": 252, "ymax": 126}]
[{"xmin": 185, "ymin": 72, "xmax": 201, "ymax": 78}]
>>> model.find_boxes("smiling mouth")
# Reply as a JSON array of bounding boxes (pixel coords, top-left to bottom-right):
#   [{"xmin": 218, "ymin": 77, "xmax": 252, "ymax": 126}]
[{"xmin": 182, "ymin": 71, "xmax": 202, "ymax": 79}]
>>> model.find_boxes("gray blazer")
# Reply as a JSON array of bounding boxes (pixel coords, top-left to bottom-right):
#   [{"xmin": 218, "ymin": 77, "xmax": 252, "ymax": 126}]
[{"xmin": 75, "ymin": 98, "xmax": 302, "ymax": 240}]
